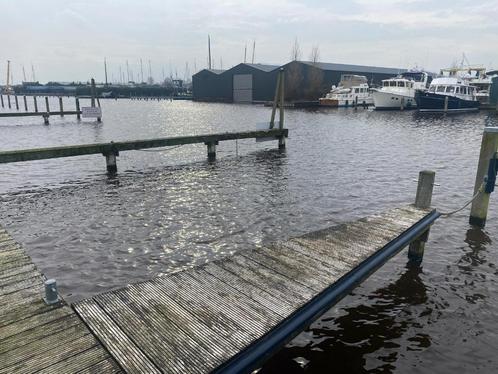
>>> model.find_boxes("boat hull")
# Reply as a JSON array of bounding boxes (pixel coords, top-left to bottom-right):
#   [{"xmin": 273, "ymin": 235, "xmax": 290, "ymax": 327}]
[
  {"xmin": 372, "ymin": 91, "xmax": 416, "ymax": 110},
  {"xmin": 416, "ymin": 92, "xmax": 479, "ymax": 112},
  {"xmin": 319, "ymin": 97, "xmax": 373, "ymax": 107}
]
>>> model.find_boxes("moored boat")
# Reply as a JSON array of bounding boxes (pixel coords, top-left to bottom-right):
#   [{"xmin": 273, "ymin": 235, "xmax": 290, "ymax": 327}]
[
  {"xmin": 372, "ymin": 71, "xmax": 431, "ymax": 110},
  {"xmin": 319, "ymin": 75, "xmax": 373, "ymax": 107},
  {"xmin": 415, "ymin": 77, "xmax": 479, "ymax": 112}
]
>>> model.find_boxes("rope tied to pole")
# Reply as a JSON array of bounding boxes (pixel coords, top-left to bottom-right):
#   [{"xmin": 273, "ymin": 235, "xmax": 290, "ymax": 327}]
[{"xmin": 439, "ymin": 182, "xmax": 485, "ymax": 217}]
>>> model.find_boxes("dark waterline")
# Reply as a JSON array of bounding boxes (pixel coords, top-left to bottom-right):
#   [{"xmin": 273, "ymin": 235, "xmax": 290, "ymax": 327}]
[{"xmin": 1, "ymin": 98, "xmax": 498, "ymax": 372}]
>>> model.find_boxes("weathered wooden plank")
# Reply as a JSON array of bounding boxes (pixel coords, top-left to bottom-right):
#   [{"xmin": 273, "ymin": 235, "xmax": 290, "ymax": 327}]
[
  {"xmin": 0, "ymin": 268, "xmax": 42, "ymax": 288},
  {"xmin": 131, "ymin": 281, "xmax": 241, "ymax": 355},
  {"xmin": 75, "ymin": 357, "xmax": 123, "ymax": 374},
  {"xmin": 218, "ymin": 254, "xmax": 316, "ymax": 304},
  {"xmin": 1, "ymin": 324, "xmax": 90, "ymax": 369},
  {"xmin": 37, "ymin": 345, "xmax": 112, "ymax": 374},
  {"xmin": 0, "ymin": 298, "xmax": 59, "ymax": 327},
  {"xmin": 0, "ymin": 263, "xmax": 38, "ymax": 280},
  {"xmin": 95, "ymin": 290, "xmax": 218, "ymax": 373},
  {"xmin": 0, "ymin": 314, "xmax": 82, "ymax": 355},
  {"xmin": 0, "ymin": 275, "xmax": 43, "ymax": 296},
  {"xmin": 0, "ymin": 305, "xmax": 73, "ymax": 341},
  {"xmin": 0, "ymin": 285, "xmax": 44, "ymax": 311},
  {"xmin": 73, "ymin": 299, "xmax": 161, "ymax": 374},
  {"xmin": 203, "ymin": 261, "xmax": 295, "ymax": 317},
  {"xmin": 0, "ymin": 333, "xmax": 98, "ymax": 374}
]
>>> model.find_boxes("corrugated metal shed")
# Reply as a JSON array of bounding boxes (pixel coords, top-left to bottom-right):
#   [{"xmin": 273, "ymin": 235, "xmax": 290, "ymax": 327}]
[{"xmin": 300, "ymin": 61, "xmax": 405, "ymax": 75}]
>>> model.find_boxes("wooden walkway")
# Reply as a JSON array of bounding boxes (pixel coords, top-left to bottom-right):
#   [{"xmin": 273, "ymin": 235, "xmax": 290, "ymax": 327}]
[
  {"xmin": 0, "ymin": 226, "xmax": 122, "ymax": 373},
  {"xmin": 73, "ymin": 205, "xmax": 438, "ymax": 373}
]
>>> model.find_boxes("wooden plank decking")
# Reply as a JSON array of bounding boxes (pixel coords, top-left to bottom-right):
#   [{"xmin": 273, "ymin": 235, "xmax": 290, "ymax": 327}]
[
  {"xmin": 0, "ymin": 226, "xmax": 122, "ymax": 374},
  {"xmin": 73, "ymin": 205, "xmax": 436, "ymax": 373}
]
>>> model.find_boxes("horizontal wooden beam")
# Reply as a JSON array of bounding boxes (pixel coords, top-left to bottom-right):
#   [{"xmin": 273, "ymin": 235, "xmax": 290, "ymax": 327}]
[
  {"xmin": 0, "ymin": 111, "xmax": 81, "ymax": 118},
  {"xmin": 0, "ymin": 129, "xmax": 288, "ymax": 164}
]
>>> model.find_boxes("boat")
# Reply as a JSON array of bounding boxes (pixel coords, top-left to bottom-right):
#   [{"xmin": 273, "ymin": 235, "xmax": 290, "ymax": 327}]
[
  {"xmin": 319, "ymin": 75, "xmax": 373, "ymax": 107},
  {"xmin": 372, "ymin": 71, "xmax": 431, "ymax": 110},
  {"xmin": 415, "ymin": 77, "xmax": 479, "ymax": 112}
]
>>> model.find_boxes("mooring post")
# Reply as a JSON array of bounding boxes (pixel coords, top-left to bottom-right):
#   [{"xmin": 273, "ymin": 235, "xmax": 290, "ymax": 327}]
[
  {"xmin": 103, "ymin": 143, "xmax": 119, "ymax": 174},
  {"xmin": 408, "ymin": 170, "xmax": 435, "ymax": 264},
  {"xmin": 7, "ymin": 95, "xmax": 11, "ymax": 109},
  {"xmin": 45, "ymin": 96, "xmax": 50, "ymax": 112},
  {"xmin": 43, "ymin": 113, "xmax": 50, "ymax": 125},
  {"xmin": 23, "ymin": 95, "xmax": 28, "ymax": 111},
  {"xmin": 33, "ymin": 96, "xmax": 38, "ymax": 112},
  {"xmin": 278, "ymin": 68, "xmax": 286, "ymax": 149},
  {"xmin": 444, "ymin": 96, "xmax": 449, "ymax": 113},
  {"xmin": 59, "ymin": 97, "xmax": 64, "ymax": 117},
  {"xmin": 75, "ymin": 97, "xmax": 81, "ymax": 120},
  {"xmin": 205, "ymin": 141, "xmax": 217, "ymax": 161},
  {"xmin": 0, "ymin": 94, "xmax": 4, "ymax": 108},
  {"xmin": 269, "ymin": 70, "xmax": 282, "ymax": 129},
  {"xmin": 15, "ymin": 95, "xmax": 19, "ymax": 110},
  {"xmin": 469, "ymin": 127, "xmax": 498, "ymax": 227},
  {"xmin": 90, "ymin": 78, "xmax": 102, "ymax": 123}
]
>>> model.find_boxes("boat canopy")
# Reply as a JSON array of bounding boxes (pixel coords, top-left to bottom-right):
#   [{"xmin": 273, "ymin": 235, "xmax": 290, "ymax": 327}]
[
  {"xmin": 401, "ymin": 72, "xmax": 427, "ymax": 82},
  {"xmin": 338, "ymin": 75, "xmax": 368, "ymax": 88}
]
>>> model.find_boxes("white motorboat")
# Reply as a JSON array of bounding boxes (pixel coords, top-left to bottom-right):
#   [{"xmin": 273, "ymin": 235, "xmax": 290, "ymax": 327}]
[
  {"xmin": 319, "ymin": 75, "xmax": 373, "ymax": 107},
  {"xmin": 372, "ymin": 71, "xmax": 431, "ymax": 110}
]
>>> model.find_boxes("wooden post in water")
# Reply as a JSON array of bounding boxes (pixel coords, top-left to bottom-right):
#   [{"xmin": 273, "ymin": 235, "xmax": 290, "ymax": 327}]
[
  {"xmin": 1, "ymin": 95, "xmax": 4, "ymax": 108},
  {"xmin": 206, "ymin": 141, "xmax": 218, "ymax": 161},
  {"xmin": 444, "ymin": 96, "xmax": 449, "ymax": 113},
  {"xmin": 33, "ymin": 96, "xmax": 38, "ymax": 112},
  {"xmin": 269, "ymin": 70, "xmax": 282, "ymax": 129},
  {"xmin": 59, "ymin": 97, "xmax": 64, "ymax": 117},
  {"xmin": 23, "ymin": 95, "xmax": 28, "ymax": 111},
  {"xmin": 44, "ymin": 97, "xmax": 50, "ymax": 125},
  {"xmin": 75, "ymin": 97, "xmax": 81, "ymax": 120},
  {"xmin": 469, "ymin": 127, "xmax": 498, "ymax": 227},
  {"xmin": 14, "ymin": 95, "xmax": 19, "ymax": 110},
  {"xmin": 408, "ymin": 170, "xmax": 435, "ymax": 264},
  {"xmin": 90, "ymin": 78, "xmax": 101, "ymax": 122},
  {"xmin": 45, "ymin": 96, "xmax": 50, "ymax": 112},
  {"xmin": 278, "ymin": 68, "xmax": 286, "ymax": 149},
  {"xmin": 7, "ymin": 95, "xmax": 11, "ymax": 109}
]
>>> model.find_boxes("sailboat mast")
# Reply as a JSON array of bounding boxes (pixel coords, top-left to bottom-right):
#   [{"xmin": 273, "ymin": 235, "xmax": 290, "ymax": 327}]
[
  {"xmin": 208, "ymin": 35, "xmax": 212, "ymax": 69},
  {"xmin": 6, "ymin": 60, "xmax": 11, "ymax": 89},
  {"xmin": 22, "ymin": 65, "xmax": 27, "ymax": 82},
  {"xmin": 140, "ymin": 58, "xmax": 144, "ymax": 83},
  {"xmin": 104, "ymin": 57, "xmax": 108, "ymax": 85},
  {"xmin": 251, "ymin": 40, "xmax": 255, "ymax": 64}
]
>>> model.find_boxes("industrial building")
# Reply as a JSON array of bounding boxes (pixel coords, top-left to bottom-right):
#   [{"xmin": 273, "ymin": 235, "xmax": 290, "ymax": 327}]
[{"xmin": 192, "ymin": 61, "xmax": 405, "ymax": 103}]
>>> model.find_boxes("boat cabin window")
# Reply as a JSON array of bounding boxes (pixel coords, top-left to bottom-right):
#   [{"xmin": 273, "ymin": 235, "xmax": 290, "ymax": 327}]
[
  {"xmin": 354, "ymin": 88, "xmax": 359, "ymax": 93},
  {"xmin": 456, "ymin": 87, "xmax": 460, "ymax": 93},
  {"xmin": 462, "ymin": 87, "xmax": 467, "ymax": 95},
  {"xmin": 468, "ymin": 87, "xmax": 474, "ymax": 95},
  {"xmin": 397, "ymin": 81, "xmax": 405, "ymax": 87},
  {"xmin": 446, "ymin": 86, "xmax": 455, "ymax": 93},
  {"xmin": 390, "ymin": 81, "xmax": 397, "ymax": 87},
  {"xmin": 436, "ymin": 86, "xmax": 445, "ymax": 92},
  {"xmin": 429, "ymin": 86, "xmax": 436, "ymax": 92}
]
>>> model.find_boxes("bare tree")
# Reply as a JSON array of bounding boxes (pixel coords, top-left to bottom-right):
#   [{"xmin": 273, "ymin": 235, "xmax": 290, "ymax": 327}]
[
  {"xmin": 309, "ymin": 45, "xmax": 320, "ymax": 64},
  {"xmin": 290, "ymin": 37, "xmax": 302, "ymax": 61}
]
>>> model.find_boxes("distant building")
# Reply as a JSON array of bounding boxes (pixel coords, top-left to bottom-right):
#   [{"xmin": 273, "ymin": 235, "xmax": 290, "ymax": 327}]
[{"xmin": 192, "ymin": 61, "xmax": 405, "ymax": 103}]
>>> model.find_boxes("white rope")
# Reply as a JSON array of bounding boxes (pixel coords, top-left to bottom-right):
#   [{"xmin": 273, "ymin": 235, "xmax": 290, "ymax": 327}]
[{"xmin": 439, "ymin": 183, "xmax": 485, "ymax": 217}]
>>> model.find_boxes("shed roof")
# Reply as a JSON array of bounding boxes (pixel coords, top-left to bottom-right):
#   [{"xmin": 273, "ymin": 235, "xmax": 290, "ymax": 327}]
[
  {"xmin": 242, "ymin": 63, "xmax": 280, "ymax": 72},
  {"xmin": 298, "ymin": 61, "xmax": 405, "ymax": 74},
  {"xmin": 193, "ymin": 69, "xmax": 226, "ymax": 77}
]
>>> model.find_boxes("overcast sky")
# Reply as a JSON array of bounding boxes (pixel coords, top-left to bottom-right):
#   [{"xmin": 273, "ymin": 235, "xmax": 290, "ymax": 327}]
[{"xmin": 1, "ymin": 0, "xmax": 497, "ymax": 83}]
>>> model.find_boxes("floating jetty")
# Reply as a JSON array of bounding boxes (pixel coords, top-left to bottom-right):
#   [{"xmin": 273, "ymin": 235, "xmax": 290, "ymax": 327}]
[{"xmin": 0, "ymin": 195, "xmax": 440, "ymax": 372}]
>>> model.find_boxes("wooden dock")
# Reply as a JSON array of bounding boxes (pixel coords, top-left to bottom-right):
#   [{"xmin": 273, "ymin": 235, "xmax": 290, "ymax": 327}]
[
  {"xmin": 72, "ymin": 205, "xmax": 438, "ymax": 373},
  {"xmin": 0, "ymin": 226, "xmax": 122, "ymax": 373}
]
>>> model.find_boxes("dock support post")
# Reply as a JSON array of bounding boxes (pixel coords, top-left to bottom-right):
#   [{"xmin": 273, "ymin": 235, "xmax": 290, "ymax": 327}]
[
  {"xmin": 59, "ymin": 97, "xmax": 64, "ymax": 117},
  {"xmin": 91, "ymin": 78, "xmax": 102, "ymax": 122},
  {"xmin": 75, "ymin": 97, "xmax": 81, "ymax": 120},
  {"xmin": 7, "ymin": 95, "xmax": 11, "ymax": 109},
  {"xmin": 444, "ymin": 96, "xmax": 449, "ymax": 113},
  {"xmin": 45, "ymin": 97, "xmax": 50, "ymax": 113},
  {"xmin": 1, "ymin": 94, "xmax": 4, "ymax": 108},
  {"xmin": 103, "ymin": 146, "xmax": 119, "ymax": 174},
  {"xmin": 33, "ymin": 96, "xmax": 38, "ymax": 112},
  {"xmin": 408, "ymin": 170, "xmax": 435, "ymax": 264},
  {"xmin": 278, "ymin": 135, "xmax": 286, "ymax": 149},
  {"xmin": 469, "ymin": 127, "xmax": 498, "ymax": 227},
  {"xmin": 15, "ymin": 95, "xmax": 19, "ymax": 110},
  {"xmin": 205, "ymin": 141, "xmax": 217, "ymax": 161},
  {"xmin": 43, "ymin": 113, "xmax": 49, "ymax": 125},
  {"xmin": 23, "ymin": 95, "xmax": 28, "ymax": 111}
]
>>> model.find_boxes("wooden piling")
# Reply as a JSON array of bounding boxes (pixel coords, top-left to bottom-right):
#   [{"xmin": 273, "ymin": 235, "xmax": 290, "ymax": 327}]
[
  {"xmin": 7, "ymin": 95, "xmax": 11, "ymax": 109},
  {"xmin": 15, "ymin": 95, "xmax": 19, "ymax": 110},
  {"xmin": 469, "ymin": 127, "xmax": 498, "ymax": 227},
  {"xmin": 0, "ymin": 94, "xmax": 4, "ymax": 108},
  {"xmin": 105, "ymin": 153, "xmax": 118, "ymax": 174},
  {"xmin": 43, "ymin": 113, "xmax": 49, "ymax": 125},
  {"xmin": 206, "ymin": 141, "xmax": 217, "ymax": 161},
  {"xmin": 59, "ymin": 97, "xmax": 64, "ymax": 117},
  {"xmin": 33, "ymin": 96, "xmax": 38, "ymax": 112},
  {"xmin": 279, "ymin": 68, "xmax": 285, "ymax": 131},
  {"xmin": 76, "ymin": 97, "xmax": 81, "ymax": 120},
  {"xmin": 408, "ymin": 170, "xmax": 435, "ymax": 263},
  {"xmin": 23, "ymin": 95, "xmax": 28, "ymax": 111},
  {"xmin": 45, "ymin": 97, "xmax": 50, "ymax": 112}
]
